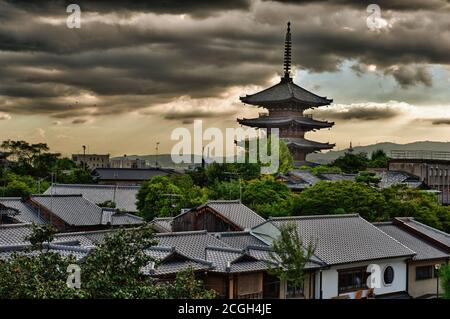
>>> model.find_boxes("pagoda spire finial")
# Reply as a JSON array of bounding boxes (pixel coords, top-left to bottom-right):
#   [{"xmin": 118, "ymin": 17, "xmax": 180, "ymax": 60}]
[{"xmin": 283, "ymin": 21, "xmax": 292, "ymax": 80}]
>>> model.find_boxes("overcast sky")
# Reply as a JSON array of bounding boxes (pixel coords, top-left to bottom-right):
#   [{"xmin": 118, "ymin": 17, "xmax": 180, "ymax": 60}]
[{"xmin": 0, "ymin": 0, "xmax": 449, "ymax": 156}]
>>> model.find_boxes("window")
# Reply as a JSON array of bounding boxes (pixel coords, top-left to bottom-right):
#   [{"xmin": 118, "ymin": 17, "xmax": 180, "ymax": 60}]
[
  {"xmin": 383, "ymin": 266, "xmax": 394, "ymax": 285},
  {"xmin": 416, "ymin": 266, "xmax": 433, "ymax": 281},
  {"xmin": 338, "ymin": 267, "xmax": 369, "ymax": 293}
]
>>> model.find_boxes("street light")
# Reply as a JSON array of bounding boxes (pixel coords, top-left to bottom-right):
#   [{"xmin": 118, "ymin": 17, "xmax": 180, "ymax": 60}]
[{"xmin": 435, "ymin": 264, "xmax": 441, "ymax": 299}]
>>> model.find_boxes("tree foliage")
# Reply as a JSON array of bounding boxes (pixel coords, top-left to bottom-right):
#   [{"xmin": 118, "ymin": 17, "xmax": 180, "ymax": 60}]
[
  {"xmin": 0, "ymin": 140, "xmax": 94, "ymax": 189},
  {"xmin": 440, "ymin": 264, "xmax": 450, "ymax": 299},
  {"xmin": 331, "ymin": 149, "xmax": 390, "ymax": 173},
  {"xmin": 136, "ymin": 175, "xmax": 207, "ymax": 220},
  {"xmin": 268, "ymin": 224, "xmax": 316, "ymax": 289},
  {"xmin": 0, "ymin": 224, "xmax": 215, "ymax": 299},
  {"xmin": 297, "ymin": 181, "xmax": 450, "ymax": 232}
]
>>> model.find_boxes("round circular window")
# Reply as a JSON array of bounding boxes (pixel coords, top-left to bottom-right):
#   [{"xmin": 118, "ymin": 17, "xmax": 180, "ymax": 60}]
[{"xmin": 383, "ymin": 266, "xmax": 394, "ymax": 285}]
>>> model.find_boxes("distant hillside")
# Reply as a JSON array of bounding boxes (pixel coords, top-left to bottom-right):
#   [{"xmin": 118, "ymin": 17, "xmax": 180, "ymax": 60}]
[
  {"xmin": 112, "ymin": 141, "xmax": 450, "ymax": 168},
  {"xmin": 307, "ymin": 141, "xmax": 450, "ymax": 164}
]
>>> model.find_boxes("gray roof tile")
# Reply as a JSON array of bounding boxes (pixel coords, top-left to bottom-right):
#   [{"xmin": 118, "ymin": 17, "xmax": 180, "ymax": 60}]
[
  {"xmin": 283, "ymin": 137, "xmax": 334, "ymax": 150},
  {"xmin": 377, "ymin": 171, "xmax": 422, "ymax": 189},
  {"xmin": 0, "ymin": 198, "xmax": 46, "ymax": 224},
  {"xmin": 92, "ymin": 168, "xmax": 173, "ymax": 182},
  {"xmin": 44, "ymin": 184, "xmax": 139, "ymax": 212},
  {"xmin": 212, "ymin": 231, "xmax": 268, "ymax": 249},
  {"xmin": 31, "ymin": 195, "xmax": 143, "ymax": 227},
  {"xmin": 0, "ymin": 223, "xmax": 33, "ymax": 246},
  {"xmin": 269, "ymin": 214, "xmax": 415, "ymax": 265},
  {"xmin": 150, "ymin": 217, "xmax": 173, "ymax": 232},
  {"xmin": 155, "ymin": 230, "xmax": 230, "ymax": 260},
  {"xmin": 240, "ymin": 78, "xmax": 332, "ymax": 107},
  {"xmin": 395, "ymin": 217, "xmax": 450, "ymax": 248},
  {"xmin": 202, "ymin": 200, "xmax": 266, "ymax": 230},
  {"xmin": 375, "ymin": 222, "xmax": 449, "ymax": 261}
]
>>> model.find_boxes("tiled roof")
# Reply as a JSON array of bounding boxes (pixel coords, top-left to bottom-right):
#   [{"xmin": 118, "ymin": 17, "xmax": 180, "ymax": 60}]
[
  {"xmin": 143, "ymin": 247, "xmax": 212, "ymax": 276},
  {"xmin": 30, "ymin": 195, "xmax": 143, "ymax": 227},
  {"xmin": 212, "ymin": 231, "xmax": 268, "ymax": 249},
  {"xmin": 286, "ymin": 170, "xmax": 322, "ymax": 185},
  {"xmin": 237, "ymin": 116, "xmax": 333, "ymax": 129},
  {"xmin": 283, "ymin": 137, "xmax": 335, "ymax": 150},
  {"xmin": 318, "ymin": 173, "xmax": 357, "ymax": 182},
  {"xmin": 377, "ymin": 171, "xmax": 422, "ymax": 189},
  {"xmin": 375, "ymin": 222, "xmax": 449, "ymax": 261},
  {"xmin": 202, "ymin": 200, "xmax": 266, "ymax": 230},
  {"xmin": 150, "ymin": 217, "xmax": 173, "ymax": 232},
  {"xmin": 0, "ymin": 223, "xmax": 34, "ymax": 246},
  {"xmin": 246, "ymin": 244, "xmax": 325, "ymax": 270},
  {"xmin": 110, "ymin": 212, "xmax": 143, "ymax": 225},
  {"xmin": 205, "ymin": 246, "xmax": 269, "ymax": 273},
  {"xmin": 394, "ymin": 217, "xmax": 450, "ymax": 249},
  {"xmin": 0, "ymin": 224, "xmax": 115, "ymax": 247},
  {"xmin": 269, "ymin": 214, "xmax": 415, "ymax": 265},
  {"xmin": 0, "ymin": 243, "xmax": 91, "ymax": 261},
  {"xmin": 31, "ymin": 195, "xmax": 103, "ymax": 226},
  {"xmin": 92, "ymin": 168, "xmax": 173, "ymax": 181},
  {"xmin": 0, "ymin": 198, "xmax": 46, "ymax": 224},
  {"xmin": 240, "ymin": 78, "xmax": 332, "ymax": 107},
  {"xmin": 53, "ymin": 229, "xmax": 115, "ymax": 246},
  {"xmin": 155, "ymin": 230, "xmax": 230, "ymax": 260},
  {"xmin": 44, "ymin": 184, "xmax": 140, "ymax": 212},
  {"xmin": 151, "ymin": 260, "xmax": 212, "ymax": 276}
]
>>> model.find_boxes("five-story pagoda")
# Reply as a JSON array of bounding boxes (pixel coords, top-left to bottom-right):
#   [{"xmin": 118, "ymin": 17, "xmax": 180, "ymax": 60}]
[{"xmin": 238, "ymin": 22, "xmax": 335, "ymax": 165}]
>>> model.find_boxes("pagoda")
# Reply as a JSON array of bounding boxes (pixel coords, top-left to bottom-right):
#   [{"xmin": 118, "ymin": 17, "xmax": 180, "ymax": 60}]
[{"xmin": 238, "ymin": 22, "xmax": 335, "ymax": 165}]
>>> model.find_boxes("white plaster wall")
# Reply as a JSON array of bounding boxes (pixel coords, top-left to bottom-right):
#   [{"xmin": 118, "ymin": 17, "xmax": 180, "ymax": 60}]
[{"xmin": 315, "ymin": 258, "xmax": 408, "ymax": 299}]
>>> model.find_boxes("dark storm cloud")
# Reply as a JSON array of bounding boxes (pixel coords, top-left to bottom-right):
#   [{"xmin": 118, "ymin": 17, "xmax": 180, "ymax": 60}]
[
  {"xmin": 1, "ymin": 0, "xmax": 450, "ymax": 119},
  {"xmin": 313, "ymin": 105, "xmax": 402, "ymax": 121},
  {"xmin": 384, "ymin": 65, "xmax": 433, "ymax": 88},
  {"xmin": 71, "ymin": 118, "xmax": 88, "ymax": 124},
  {"xmin": 164, "ymin": 110, "xmax": 233, "ymax": 121},
  {"xmin": 431, "ymin": 119, "xmax": 450, "ymax": 126},
  {"xmin": 4, "ymin": 0, "xmax": 251, "ymax": 18},
  {"xmin": 268, "ymin": 0, "xmax": 450, "ymax": 11}
]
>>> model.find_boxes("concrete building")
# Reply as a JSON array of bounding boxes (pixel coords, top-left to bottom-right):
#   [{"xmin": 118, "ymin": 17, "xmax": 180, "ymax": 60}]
[
  {"xmin": 110, "ymin": 156, "xmax": 147, "ymax": 169},
  {"xmin": 72, "ymin": 153, "xmax": 110, "ymax": 170},
  {"xmin": 389, "ymin": 150, "xmax": 450, "ymax": 204}
]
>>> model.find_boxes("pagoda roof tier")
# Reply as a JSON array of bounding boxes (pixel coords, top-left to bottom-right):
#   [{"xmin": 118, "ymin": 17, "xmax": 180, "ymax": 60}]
[
  {"xmin": 240, "ymin": 77, "xmax": 332, "ymax": 109},
  {"xmin": 283, "ymin": 137, "xmax": 335, "ymax": 150},
  {"xmin": 237, "ymin": 116, "xmax": 334, "ymax": 129}
]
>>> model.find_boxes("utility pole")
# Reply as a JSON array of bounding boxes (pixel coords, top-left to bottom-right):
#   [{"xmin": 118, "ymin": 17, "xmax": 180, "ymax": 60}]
[{"xmin": 82, "ymin": 145, "xmax": 87, "ymax": 171}]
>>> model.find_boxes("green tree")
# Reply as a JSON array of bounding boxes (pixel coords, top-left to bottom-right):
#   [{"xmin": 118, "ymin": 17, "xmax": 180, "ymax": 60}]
[
  {"xmin": 268, "ymin": 224, "xmax": 316, "ymax": 291},
  {"xmin": 440, "ymin": 264, "xmax": 450, "ymax": 299},
  {"xmin": 26, "ymin": 224, "xmax": 57, "ymax": 251},
  {"xmin": 97, "ymin": 200, "xmax": 116, "ymax": 209},
  {"xmin": 381, "ymin": 185, "xmax": 450, "ymax": 232},
  {"xmin": 137, "ymin": 175, "xmax": 206, "ymax": 220},
  {"xmin": 0, "ymin": 252, "xmax": 83, "ymax": 298},
  {"xmin": 297, "ymin": 181, "xmax": 450, "ymax": 232},
  {"xmin": 368, "ymin": 149, "xmax": 390, "ymax": 168},
  {"xmin": 80, "ymin": 225, "xmax": 157, "ymax": 298},
  {"xmin": 297, "ymin": 180, "xmax": 386, "ymax": 220},
  {"xmin": 242, "ymin": 176, "xmax": 299, "ymax": 218},
  {"xmin": 154, "ymin": 268, "xmax": 216, "ymax": 299},
  {"xmin": 355, "ymin": 171, "xmax": 381, "ymax": 186},
  {"xmin": 0, "ymin": 224, "xmax": 215, "ymax": 299},
  {"xmin": 331, "ymin": 152, "xmax": 369, "ymax": 173}
]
